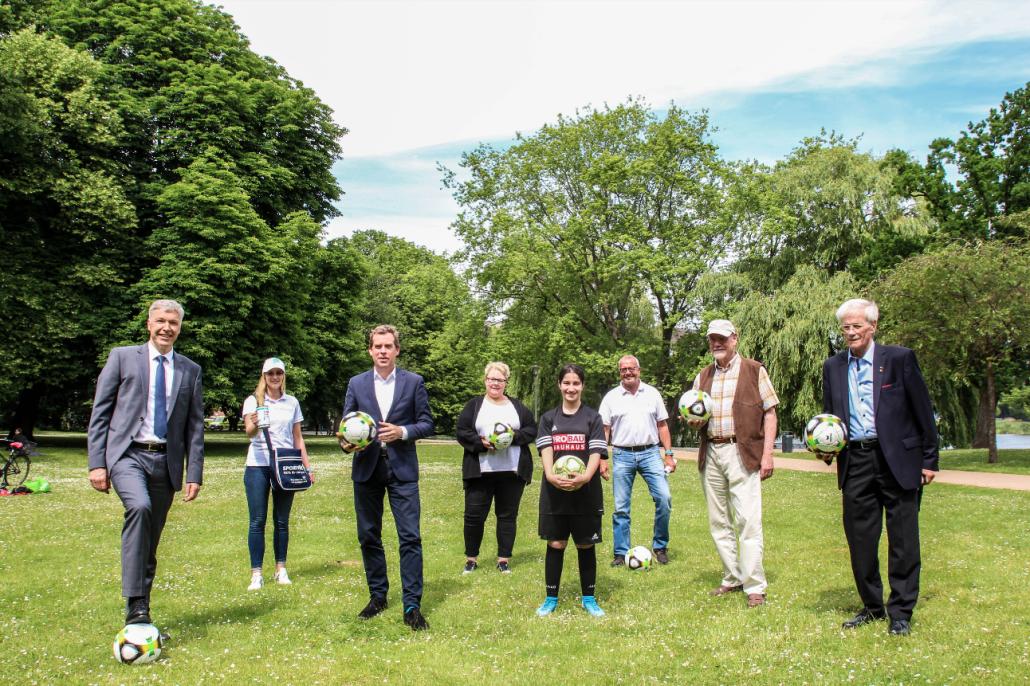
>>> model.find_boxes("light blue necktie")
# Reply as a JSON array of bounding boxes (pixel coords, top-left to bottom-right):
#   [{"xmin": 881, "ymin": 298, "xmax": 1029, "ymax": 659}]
[{"xmin": 154, "ymin": 355, "xmax": 168, "ymax": 440}]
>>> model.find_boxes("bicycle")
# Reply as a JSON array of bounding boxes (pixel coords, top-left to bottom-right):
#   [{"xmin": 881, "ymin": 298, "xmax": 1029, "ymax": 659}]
[{"xmin": 0, "ymin": 438, "xmax": 33, "ymax": 489}]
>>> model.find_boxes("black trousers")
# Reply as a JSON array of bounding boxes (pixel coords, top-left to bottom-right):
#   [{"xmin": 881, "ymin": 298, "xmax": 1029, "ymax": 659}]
[
  {"xmin": 353, "ymin": 452, "xmax": 423, "ymax": 609},
  {"xmin": 842, "ymin": 443, "xmax": 921, "ymax": 620},
  {"xmin": 463, "ymin": 471, "xmax": 526, "ymax": 559}
]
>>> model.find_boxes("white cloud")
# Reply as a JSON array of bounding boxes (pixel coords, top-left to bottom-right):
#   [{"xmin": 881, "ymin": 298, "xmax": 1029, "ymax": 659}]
[
  {"xmin": 217, "ymin": 0, "xmax": 1030, "ymax": 157},
  {"xmin": 325, "ymin": 214, "xmax": 463, "ymax": 255}
]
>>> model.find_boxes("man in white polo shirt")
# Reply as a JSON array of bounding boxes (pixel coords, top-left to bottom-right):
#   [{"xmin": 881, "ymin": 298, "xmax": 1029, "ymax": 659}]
[{"xmin": 599, "ymin": 355, "xmax": 675, "ymax": 566}]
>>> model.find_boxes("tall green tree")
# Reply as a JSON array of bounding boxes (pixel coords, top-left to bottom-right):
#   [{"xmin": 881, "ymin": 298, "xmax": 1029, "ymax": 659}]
[
  {"xmin": 1, "ymin": 0, "xmax": 347, "ymax": 429},
  {"xmin": 350, "ymin": 230, "xmax": 484, "ymax": 433},
  {"xmin": 445, "ymin": 101, "xmax": 733, "ymax": 396},
  {"xmin": 875, "ymin": 240, "xmax": 1030, "ymax": 461},
  {"xmin": 890, "ymin": 82, "xmax": 1030, "ymax": 242},
  {"xmin": 0, "ymin": 28, "xmax": 136, "ymax": 434}
]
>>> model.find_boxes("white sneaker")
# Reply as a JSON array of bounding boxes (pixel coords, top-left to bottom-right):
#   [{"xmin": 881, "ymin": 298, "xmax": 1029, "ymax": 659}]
[
  {"xmin": 274, "ymin": 568, "xmax": 292, "ymax": 585},
  {"xmin": 247, "ymin": 572, "xmax": 263, "ymax": 591}
]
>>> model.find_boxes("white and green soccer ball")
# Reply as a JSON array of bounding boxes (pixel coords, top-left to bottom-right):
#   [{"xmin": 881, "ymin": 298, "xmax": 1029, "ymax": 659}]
[
  {"xmin": 487, "ymin": 422, "xmax": 515, "ymax": 451},
  {"xmin": 804, "ymin": 413, "xmax": 847, "ymax": 455},
  {"xmin": 339, "ymin": 411, "xmax": 377, "ymax": 449},
  {"xmin": 552, "ymin": 454, "xmax": 586, "ymax": 478},
  {"xmin": 678, "ymin": 390, "xmax": 714, "ymax": 424},
  {"xmin": 625, "ymin": 546, "xmax": 653, "ymax": 570},
  {"xmin": 113, "ymin": 623, "xmax": 162, "ymax": 664}
]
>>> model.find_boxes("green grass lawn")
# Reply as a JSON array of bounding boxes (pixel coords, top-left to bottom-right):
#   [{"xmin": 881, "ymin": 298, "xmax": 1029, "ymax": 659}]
[{"xmin": 3, "ymin": 434, "xmax": 1028, "ymax": 684}]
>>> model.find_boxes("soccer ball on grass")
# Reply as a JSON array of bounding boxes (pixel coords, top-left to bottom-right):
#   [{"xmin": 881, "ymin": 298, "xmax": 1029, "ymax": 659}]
[{"xmin": 113, "ymin": 623, "xmax": 162, "ymax": 664}]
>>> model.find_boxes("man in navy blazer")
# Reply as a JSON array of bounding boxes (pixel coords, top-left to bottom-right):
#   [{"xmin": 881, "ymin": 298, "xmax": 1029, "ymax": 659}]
[
  {"xmin": 822, "ymin": 298, "xmax": 938, "ymax": 636},
  {"xmin": 88, "ymin": 299, "xmax": 204, "ymax": 627},
  {"xmin": 340, "ymin": 324, "xmax": 435, "ymax": 631}
]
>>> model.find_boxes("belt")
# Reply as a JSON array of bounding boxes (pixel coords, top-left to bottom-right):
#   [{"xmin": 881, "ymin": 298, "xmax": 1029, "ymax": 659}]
[
  {"xmin": 708, "ymin": 436, "xmax": 736, "ymax": 444},
  {"xmin": 613, "ymin": 444, "xmax": 656, "ymax": 452},
  {"xmin": 849, "ymin": 437, "xmax": 879, "ymax": 450},
  {"xmin": 131, "ymin": 440, "xmax": 167, "ymax": 452}
]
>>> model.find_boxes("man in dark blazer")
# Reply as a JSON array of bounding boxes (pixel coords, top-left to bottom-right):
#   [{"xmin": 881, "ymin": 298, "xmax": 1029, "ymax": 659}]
[
  {"xmin": 822, "ymin": 298, "xmax": 938, "ymax": 636},
  {"xmin": 340, "ymin": 324, "xmax": 435, "ymax": 631},
  {"xmin": 88, "ymin": 299, "xmax": 205, "ymax": 627}
]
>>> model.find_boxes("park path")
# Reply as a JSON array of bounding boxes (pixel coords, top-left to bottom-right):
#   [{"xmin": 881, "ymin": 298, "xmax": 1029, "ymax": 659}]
[
  {"xmin": 419, "ymin": 440, "xmax": 1030, "ymax": 491},
  {"xmin": 667, "ymin": 448, "xmax": 1030, "ymax": 492}
]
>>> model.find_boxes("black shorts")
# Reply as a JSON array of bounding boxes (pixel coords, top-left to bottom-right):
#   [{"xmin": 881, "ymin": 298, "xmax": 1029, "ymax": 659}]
[{"xmin": 538, "ymin": 513, "xmax": 602, "ymax": 545}]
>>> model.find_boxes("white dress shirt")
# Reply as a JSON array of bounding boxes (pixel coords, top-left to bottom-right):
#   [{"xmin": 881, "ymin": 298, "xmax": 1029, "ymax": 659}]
[{"xmin": 135, "ymin": 342, "xmax": 174, "ymax": 443}]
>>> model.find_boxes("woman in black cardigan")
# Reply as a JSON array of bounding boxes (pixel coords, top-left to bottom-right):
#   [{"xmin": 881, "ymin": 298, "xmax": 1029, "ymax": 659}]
[{"xmin": 455, "ymin": 362, "xmax": 537, "ymax": 574}]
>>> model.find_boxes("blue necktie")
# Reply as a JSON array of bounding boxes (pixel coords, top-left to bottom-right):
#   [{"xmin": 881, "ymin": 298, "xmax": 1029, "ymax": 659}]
[{"xmin": 154, "ymin": 355, "xmax": 168, "ymax": 440}]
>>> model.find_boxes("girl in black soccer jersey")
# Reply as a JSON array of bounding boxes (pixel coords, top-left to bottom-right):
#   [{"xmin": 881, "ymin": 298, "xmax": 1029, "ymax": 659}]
[{"xmin": 534, "ymin": 363, "xmax": 608, "ymax": 617}]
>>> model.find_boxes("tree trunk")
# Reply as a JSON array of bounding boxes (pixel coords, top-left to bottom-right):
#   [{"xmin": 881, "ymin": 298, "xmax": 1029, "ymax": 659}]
[
  {"xmin": 972, "ymin": 363, "xmax": 998, "ymax": 463},
  {"xmin": 9, "ymin": 384, "xmax": 43, "ymax": 439}
]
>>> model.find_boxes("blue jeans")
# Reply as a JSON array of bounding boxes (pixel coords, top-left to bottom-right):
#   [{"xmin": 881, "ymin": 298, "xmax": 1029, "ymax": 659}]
[
  {"xmin": 612, "ymin": 446, "xmax": 671, "ymax": 556},
  {"xmin": 244, "ymin": 466, "xmax": 295, "ymax": 568}
]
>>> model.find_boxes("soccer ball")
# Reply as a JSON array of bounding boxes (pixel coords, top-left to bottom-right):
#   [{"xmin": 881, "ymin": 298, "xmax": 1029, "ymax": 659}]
[
  {"xmin": 339, "ymin": 411, "xmax": 377, "ymax": 449},
  {"xmin": 113, "ymin": 623, "xmax": 162, "ymax": 664},
  {"xmin": 678, "ymin": 390, "xmax": 714, "ymax": 424},
  {"xmin": 804, "ymin": 414, "xmax": 847, "ymax": 456},
  {"xmin": 552, "ymin": 454, "xmax": 586, "ymax": 478},
  {"xmin": 487, "ymin": 422, "xmax": 515, "ymax": 451},
  {"xmin": 625, "ymin": 546, "xmax": 653, "ymax": 570}
]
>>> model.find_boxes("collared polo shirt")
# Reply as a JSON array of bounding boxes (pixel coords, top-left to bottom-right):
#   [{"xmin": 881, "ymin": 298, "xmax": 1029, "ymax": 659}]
[{"xmin": 599, "ymin": 381, "xmax": 668, "ymax": 447}]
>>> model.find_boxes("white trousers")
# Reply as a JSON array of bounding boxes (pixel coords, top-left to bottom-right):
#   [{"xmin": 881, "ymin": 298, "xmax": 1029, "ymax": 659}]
[{"xmin": 701, "ymin": 442, "xmax": 766, "ymax": 595}]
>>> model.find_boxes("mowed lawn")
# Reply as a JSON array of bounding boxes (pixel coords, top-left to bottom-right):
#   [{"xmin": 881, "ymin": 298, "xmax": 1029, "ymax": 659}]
[{"xmin": 2, "ymin": 434, "xmax": 1028, "ymax": 685}]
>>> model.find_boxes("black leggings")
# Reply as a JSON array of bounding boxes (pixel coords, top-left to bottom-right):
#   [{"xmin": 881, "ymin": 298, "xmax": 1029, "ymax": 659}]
[{"xmin": 463, "ymin": 472, "xmax": 526, "ymax": 558}]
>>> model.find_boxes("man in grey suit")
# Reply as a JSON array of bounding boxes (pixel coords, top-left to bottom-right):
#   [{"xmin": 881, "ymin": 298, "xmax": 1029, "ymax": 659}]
[{"xmin": 88, "ymin": 299, "xmax": 205, "ymax": 626}]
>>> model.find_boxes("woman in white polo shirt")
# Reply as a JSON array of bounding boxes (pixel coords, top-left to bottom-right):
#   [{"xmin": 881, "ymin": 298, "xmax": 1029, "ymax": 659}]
[{"xmin": 241, "ymin": 357, "xmax": 312, "ymax": 590}]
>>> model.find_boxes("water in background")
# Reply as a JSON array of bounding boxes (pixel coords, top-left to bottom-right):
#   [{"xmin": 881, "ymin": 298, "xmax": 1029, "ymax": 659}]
[{"xmin": 997, "ymin": 433, "xmax": 1030, "ymax": 449}]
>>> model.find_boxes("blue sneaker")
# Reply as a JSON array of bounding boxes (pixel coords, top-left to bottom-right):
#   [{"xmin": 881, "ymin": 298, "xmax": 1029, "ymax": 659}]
[
  {"xmin": 536, "ymin": 597, "xmax": 559, "ymax": 616},
  {"xmin": 581, "ymin": 596, "xmax": 605, "ymax": 617}
]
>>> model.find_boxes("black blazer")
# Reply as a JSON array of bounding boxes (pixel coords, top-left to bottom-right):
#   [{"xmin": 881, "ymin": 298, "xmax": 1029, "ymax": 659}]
[
  {"xmin": 455, "ymin": 395, "xmax": 537, "ymax": 483},
  {"xmin": 822, "ymin": 343, "xmax": 939, "ymax": 491}
]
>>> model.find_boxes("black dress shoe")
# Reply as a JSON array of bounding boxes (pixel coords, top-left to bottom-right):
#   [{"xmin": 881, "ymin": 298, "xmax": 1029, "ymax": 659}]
[
  {"xmin": 403, "ymin": 607, "xmax": 429, "ymax": 631},
  {"xmin": 358, "ymin": 597, "xmax": 388, "ymax": 620},
  {"xmin": 125, "ymin": 596, "xmax": 151, "ymax": 625},
  {"xmin": 841, "ymin": 608, "xmax": 886, "ymax": 629},
  {"xmin": 889, "ymin": 618, "xmax": 911, "ymax": 636}
]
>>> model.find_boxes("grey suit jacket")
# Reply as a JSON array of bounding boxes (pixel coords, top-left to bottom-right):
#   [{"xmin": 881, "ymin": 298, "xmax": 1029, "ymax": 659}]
[{"xmin": 87, "ymin": 344, "xmax": 205, "ymax": 490}]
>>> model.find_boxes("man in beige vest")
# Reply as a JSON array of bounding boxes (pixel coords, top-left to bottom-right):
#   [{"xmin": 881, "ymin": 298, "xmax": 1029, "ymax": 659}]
[{"xmin": 689, "ymin": 319, "xmax": 778, "ymax": 608}]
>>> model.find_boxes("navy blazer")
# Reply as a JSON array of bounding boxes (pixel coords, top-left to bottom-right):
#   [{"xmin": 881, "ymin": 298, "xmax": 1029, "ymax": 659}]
[
  {"xmin": 343, "ymin": 368, "xmax": 435, "ymax": 483},
  {"xmin": 822, "ymin": 343, "xmax": 939, "ymax": 491}
]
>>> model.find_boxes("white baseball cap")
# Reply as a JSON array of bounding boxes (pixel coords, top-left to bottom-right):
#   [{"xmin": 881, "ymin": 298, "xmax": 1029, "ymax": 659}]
[
  {"xmin": 262, "ymin": 357, "xmax": 286, "ymax": 373},
  {"xmin": 706, "ymin": 319, "xmax": 737, "ymax": 338}
]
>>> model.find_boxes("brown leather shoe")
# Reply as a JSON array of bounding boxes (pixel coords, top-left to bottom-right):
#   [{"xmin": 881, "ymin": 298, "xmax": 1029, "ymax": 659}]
[
  {"xmin": 747, "ymin": 593, "xmax": 766, "ymax": 608},
  {"xmin": 709, "ymin": 584, "xmax": 743, "ymax": 596}
]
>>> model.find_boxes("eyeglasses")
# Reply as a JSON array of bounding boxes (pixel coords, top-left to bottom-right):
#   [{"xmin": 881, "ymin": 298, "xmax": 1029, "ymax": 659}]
[
  {"xmin": 619, "ymin": 366, "xmax": 639, "ymax": 373},
  {"xmin": 485, "ymin": 377, "xmax": 507, "ymax": 384}
]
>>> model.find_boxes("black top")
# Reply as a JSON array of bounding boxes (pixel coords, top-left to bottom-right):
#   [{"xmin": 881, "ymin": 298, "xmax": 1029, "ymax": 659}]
[
  {"xmin": 536, "ymin": 404, "xmax": 606, "ymax": 516},
  {"xmin": 455, "ymin": 395, "xmax": 537, "ymax": 484}
]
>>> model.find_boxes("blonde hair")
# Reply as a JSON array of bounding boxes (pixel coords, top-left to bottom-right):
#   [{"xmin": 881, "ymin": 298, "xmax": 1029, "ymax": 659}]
[
  {"xmin": 483, "ymin": 361, "xmax": 511, "ymax": 380},
  {"xmin": 254, "ymin": 369, "xmax": 287, "ymax": 405}
]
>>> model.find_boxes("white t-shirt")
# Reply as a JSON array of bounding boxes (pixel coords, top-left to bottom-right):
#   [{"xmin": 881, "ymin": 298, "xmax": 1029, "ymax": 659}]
[
  {"xmin": 598, "ymin": 381, "xmax": 668, "ymax": 447},
  {"xmin": 475, "ymin": 399, "xmax": 521, "ymax": 473},
  {"xmin": 242, "ymin": 393, "xmax": 304, "ymax": 467}
]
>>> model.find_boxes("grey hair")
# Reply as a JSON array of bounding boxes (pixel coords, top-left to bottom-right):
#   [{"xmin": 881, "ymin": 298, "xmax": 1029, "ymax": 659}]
[
  {"xmin": 836, "ymin": 298, "xmax": 879, "ymax": 324},
  {"xmin": 149, "ymin": 299, "xmax": 185, "ymax": 320},
  {"xmin": 483, "ymin": 361, "xmax": 510, "ymax": 380}
]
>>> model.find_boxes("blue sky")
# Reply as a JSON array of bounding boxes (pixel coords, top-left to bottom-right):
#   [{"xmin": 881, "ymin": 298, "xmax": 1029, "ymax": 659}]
[{"xmin": 217, "ymin": 1, "xmax": 1030, "ymax": 254}]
